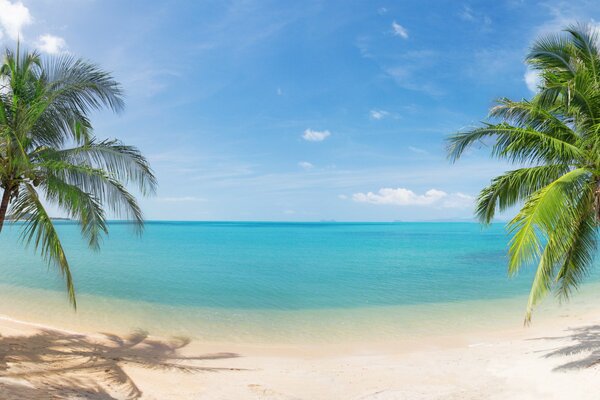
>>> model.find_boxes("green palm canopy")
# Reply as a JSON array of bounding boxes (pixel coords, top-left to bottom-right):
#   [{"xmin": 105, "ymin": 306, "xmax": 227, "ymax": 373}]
[
  {"xmin": 0, "ymin": 46, "xmax": 156, "ymax": 308},
  {"xmin": 448, "ymin": 24, "xmax": 600, "ymax": 322}
]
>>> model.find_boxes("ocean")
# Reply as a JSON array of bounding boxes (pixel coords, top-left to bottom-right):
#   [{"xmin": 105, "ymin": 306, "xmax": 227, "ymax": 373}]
[{"xmin": 1, "ymin": 221, "xmax": 598, "ymax": 343}]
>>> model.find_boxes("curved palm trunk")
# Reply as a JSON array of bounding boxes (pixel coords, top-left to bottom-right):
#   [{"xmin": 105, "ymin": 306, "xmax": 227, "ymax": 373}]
[{"xmin": 0, "ymin": 188, "xmax": 11, "ymax": 233}]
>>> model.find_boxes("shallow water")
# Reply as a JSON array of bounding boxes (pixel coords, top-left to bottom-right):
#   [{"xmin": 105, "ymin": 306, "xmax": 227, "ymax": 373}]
[{"xmin": 1, "ymin": 221, "xmax": 598, "ymax": 342}]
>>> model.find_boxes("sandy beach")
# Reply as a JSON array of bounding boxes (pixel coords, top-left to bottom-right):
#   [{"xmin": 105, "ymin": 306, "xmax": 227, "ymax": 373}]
[{"xmin": 1, "ymin": 309, "xmax": 600, "ymax": 400}]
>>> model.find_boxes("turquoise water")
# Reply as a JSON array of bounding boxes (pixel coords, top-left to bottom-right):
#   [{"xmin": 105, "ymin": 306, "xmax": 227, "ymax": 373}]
[{"xmin": 1, "ymin": 221, "xmax": 598, "ymax": 341}]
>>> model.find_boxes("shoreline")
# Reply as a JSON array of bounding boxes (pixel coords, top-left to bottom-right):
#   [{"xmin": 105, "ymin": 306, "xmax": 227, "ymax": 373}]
[
  {"xmin": 1, "ymin": 279, "xmax": 600, "ymax": 345},
  {"xmin": 2, "ymin": 305, "xmax": 600, "ymax": 398}
]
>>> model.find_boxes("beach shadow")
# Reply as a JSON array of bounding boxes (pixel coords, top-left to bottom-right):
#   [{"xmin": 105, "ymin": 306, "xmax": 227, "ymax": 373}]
[
  {"xmin": 532, "ymin": 324, "xmax": 600, "ymax": 371},
  {"xmin": 0, "ymin": 378, "xmax": 117, "ymax": 400},
  {"xmin": 0, "ymin": 328, "xmax": 242, "ymax": 399}
]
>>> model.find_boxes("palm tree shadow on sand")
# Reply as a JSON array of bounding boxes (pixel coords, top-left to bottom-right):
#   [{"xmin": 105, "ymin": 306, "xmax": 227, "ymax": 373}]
[
  {"xmin": 533, "ymin": 324, "xmax": 600, "ymax": 371},
  {"xmin": 0, "ymin": 328, "xmax": 243, "ymax": 399}
]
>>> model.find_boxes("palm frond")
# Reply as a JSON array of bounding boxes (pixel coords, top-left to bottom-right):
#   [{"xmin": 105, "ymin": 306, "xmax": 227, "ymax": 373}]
[
  {"xmin": 42, "ymin": 55, "xmax": 124, "ymax": 114},
  {"xmin": 10, "ymin": 184, "xmax": 76, "ymax": 307},
  {"xmin": 524, "ymin": 183, "xmax": 596, "ymax": 322},
  {"xmin": 447, "ymin": 123, "xmax": 584, "ymax": 164},
  {"xmin": 475, "ymin": 165, "xmax": 570, "ymax": 223},
  {"xmin": 41, "ymin": 140, "xmax": 157, "ymax": 196},
  {"xmin": 489, "ymin": 98, "xmax": 578, "ymax": 143},
  {"xmin": 42, "ymin": 174, "xmax": 107, "ymax": 249},
  {"xmin": 564, "ymin": 23, "xmax": 600, "ymax": 81},
  {"xmin": 507, "ymin": 168, "xmax": 590, "ymax": 277},
  {"xmin": 39, "ymin": 160, "xmax": 145, "ymax": 231},
  {"xmin": 527, "ymin": 33, "xmax": 575, "ymax": 76}
]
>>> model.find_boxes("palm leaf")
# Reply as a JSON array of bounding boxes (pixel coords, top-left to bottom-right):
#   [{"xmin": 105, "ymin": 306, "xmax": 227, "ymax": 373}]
[
  {"xmin": 507, "ymin": 167, "xmax": 589, "ymax": 276},
  {"xmin": 475, "ymin": 165, "xmax": 570, "ymax": 223},
  {"xmin": 10, "ymin": 184, "xmax": 76, "ymax": 307}
]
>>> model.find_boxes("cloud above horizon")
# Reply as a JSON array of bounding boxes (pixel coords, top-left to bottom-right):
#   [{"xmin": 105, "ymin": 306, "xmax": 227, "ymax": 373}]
[
  {"xmin": 298, "ymin": 161, "xmax": 314, "ymax": 170},
  {"xmin": 352, "ymin": 187, "xmax": 473, "ymax": 208},
  {"xmin": 155, "ymin": 196, "xmax": 207, "ymax": 203},
  {"xmin": 370, "ymin": 109, "xmax": 389, "ymax": 120},
  {"xmin": 392, "ymin": 21, "xmax": 408, "ymax": 39},
  {"xmin": 302, "ymin": 128, "xmax": 331, "ymax": 142},
  {"xmin": 0, "ymin": 0, "xmax": 32, "ymax": 40},
  {"xmin": 0, "ymin": 1, "xmax": 68, "ymax": 57},
  {"xmin": 36, "ymin": 34, "xmax": 67, "ymax": 54},
  {"xmin": 458, "ymin": 5, "xmax": 492, "ymax": 28},
  {"xmin": 524, "ymin": 69, "xmax": 541, "ymax": 92},
  {"xmin": 408, "ymin": 146, "xmax": 428, "ymax": 155}
]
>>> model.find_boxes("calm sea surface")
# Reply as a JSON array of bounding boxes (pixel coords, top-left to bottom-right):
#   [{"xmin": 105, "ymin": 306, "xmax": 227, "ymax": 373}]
[{"xmin": 1, "ymin": 221, "xmax": 598, "ymax": 342}]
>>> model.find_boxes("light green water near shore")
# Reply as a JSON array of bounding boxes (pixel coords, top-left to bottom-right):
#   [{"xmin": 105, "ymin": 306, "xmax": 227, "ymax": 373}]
[
  {"xmin": 2, "ymin": 281, "xmax": 599, "ymax": 344},
  {"xmin": 2, "ymin": 222, "xmax": 600, "ymax": 343}
]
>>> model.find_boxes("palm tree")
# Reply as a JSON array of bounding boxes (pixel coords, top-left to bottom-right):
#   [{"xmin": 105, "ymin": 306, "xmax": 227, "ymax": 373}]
[
  {"xmin": 0, "ymin": 46, "xmax": 156, "ymax": 307},
  {"xmin": 447, "ymin": 24, "xmax": 600, "ymax": 322}
]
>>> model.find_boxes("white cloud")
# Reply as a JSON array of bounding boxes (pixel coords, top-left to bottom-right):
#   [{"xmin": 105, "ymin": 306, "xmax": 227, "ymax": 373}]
[
  {"xmin": 441, "ymin": 192, "xmax": 474, "ymax": 209},
  {"xmin": 298, "ymin": 161, "xmax": 314, "ymax": 170},
  {"xmin": 458, "ymin": 5, "xmax": 491, "ymax": 29},
  {"xmin": 156, "ymin": 196, "xmax": 206, "ymax": 202},
  {"xmin": 370, "ymin": 109, "xmax": 389, "ymax": 120},
  {"xmin": 408, "ymin": 146, "xmax": 429, "ymax": 155},
  {"xmin": 353, "ymin": 188, "xmax": 446, "ymax": 206},
  {"xmin": 276, "ymin": 87, "xmax": 283, "ymax": 95},
  {"xmin": 36, "ymin": 34, "xmax": 67, "ymax": 54},
  {"xmin": 524, "ymin": 69, "xmax": 542, "ymax": 93},
  {"xmin": 338, "ymin": 194, "xmax": 348, "ymax": 200},
  {"xmin": 302, "ymin": 128, "xmax": 331, "ymax": 142},
  {"xmin": 377, "ymin": 7, "xmax": 388, "ymax": 15},
  {"xmin": 0, "ymin": 0, "xmax": 32, "ymax": 40},
  {"xmin": 392, "ymin": 21, "xmax": 408, "ymax": 39},
  {"xmin": 459, "ymin": 5, "xmax": 475, "ymax": 21},
  {"xmin": 352, "ymin": 187, "xmax": 473, "ymax": 208}
]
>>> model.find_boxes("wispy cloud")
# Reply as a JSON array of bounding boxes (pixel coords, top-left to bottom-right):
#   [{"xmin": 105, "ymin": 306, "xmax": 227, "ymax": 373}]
[
  {"xmin": 385, "ymin": 66, "xmax": 443, "ymax": 96},
  {"xmin": 459, "ymin": 5, "xmax": 475, "ymax": 21},
  {"xmin": 155, "ymin": 196, "xmax": 207, "ymax": 203},
  {"xmin": 441, "ymin": 192, "xmax": 474, "ymax": 208},
  {"xmin": 0, "ymin": 0, "xmax": 32, "ymax": 40},
  {"xmin": 123, "ymin": 68, "xmax": 181, "ymax": 98},
  {"xmin": 465, "ymin": 48, "xmax": 523, "ymax": 84},
  {"xmin": 370, "ymin": 109, "xmax": 390, "ymax": 120},
  {"xmin": 36, "ymin": 34, "xmax": 67, "ymax": 54},
  {"xmin": 302, "ymin": 128, "xmax": 331, "ymax": 142},
  {"xmin": 458, "ymin": 5, "xmax": 491, "ymax": 29},
  {"xmin": 298, "ymin": 161, "xmax": 314, "ymax": 170},
  {"xmin": 408, "ymin": 146, "xmax": 429, "ymax": 155},
  {"xmin": 533, "ymin": 2, "xmax": 600, "ymax": 40},
  {"xmin": 391, "ymin": 21, "xmax": 409, "ymax": 39},
  {"xmin": 352, "ymin": 187, "xmax": 473, "ymax": 208}
]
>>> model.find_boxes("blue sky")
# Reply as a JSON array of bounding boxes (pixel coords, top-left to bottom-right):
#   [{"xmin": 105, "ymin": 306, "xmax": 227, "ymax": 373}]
[{"xmin": 1, "ymin": 0, "xmax": 599, "ymax": 221}]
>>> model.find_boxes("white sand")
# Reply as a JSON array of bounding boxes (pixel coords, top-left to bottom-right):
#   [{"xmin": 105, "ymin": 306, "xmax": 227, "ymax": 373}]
[{"xmin": 1, "ymin": 310, "xmax": 600, "ymax": 399}]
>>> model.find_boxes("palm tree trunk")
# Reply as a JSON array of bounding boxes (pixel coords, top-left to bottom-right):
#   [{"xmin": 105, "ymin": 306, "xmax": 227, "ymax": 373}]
[{"xmin": 0, "ymin": 188, "xmax": 11, "ymax": 233}]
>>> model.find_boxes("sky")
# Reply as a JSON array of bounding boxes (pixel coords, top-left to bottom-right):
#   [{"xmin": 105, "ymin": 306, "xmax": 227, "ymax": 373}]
[{"xmin": 0, "ymin": 0, "xmax": 598, "ymax": 221}]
